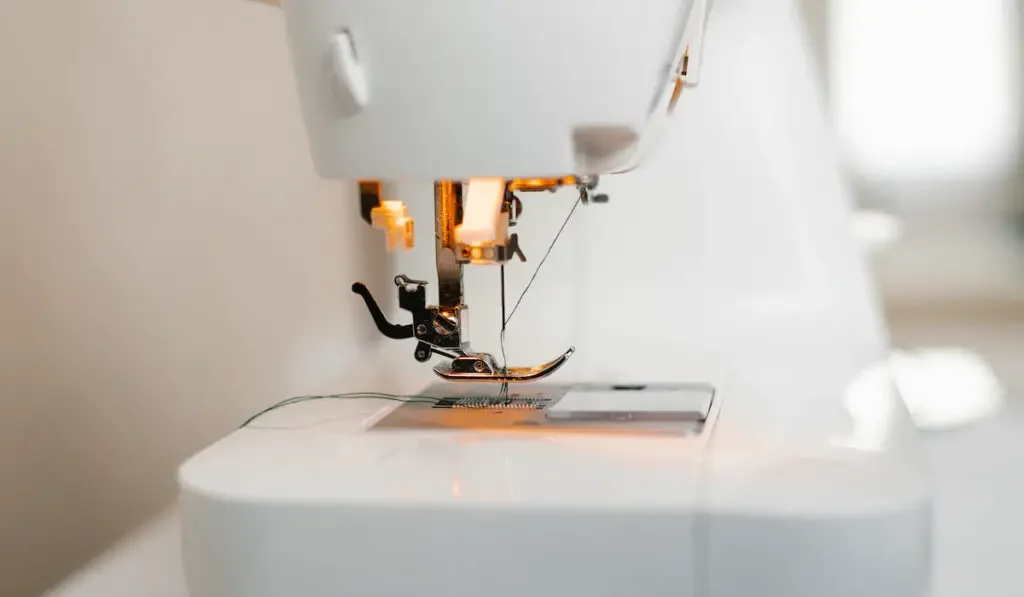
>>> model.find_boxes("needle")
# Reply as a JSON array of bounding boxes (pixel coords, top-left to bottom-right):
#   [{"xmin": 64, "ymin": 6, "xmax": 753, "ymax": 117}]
[{"xmin": 500, "ymin": 264, "xmax": 508, "ymax": 372}]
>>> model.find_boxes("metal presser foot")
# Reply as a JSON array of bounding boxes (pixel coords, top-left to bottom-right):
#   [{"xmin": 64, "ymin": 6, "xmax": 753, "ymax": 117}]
[
  {"xmin": 433, "ymin": 348, "xmax": 576, "ymax": 383},
  {"xmin": 352, "ymin": 275, "xmax": 573, "ymax": 383}
]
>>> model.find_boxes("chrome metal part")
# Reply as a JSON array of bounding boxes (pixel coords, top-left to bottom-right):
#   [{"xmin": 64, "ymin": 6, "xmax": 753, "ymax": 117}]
[
  {"xmin": 433, "ymin": 347, "xmax": 576, "ymax": 383},
  {"xmin": 575, "ymin": 176, "xmax": 609, "ymax": 205},
  {"xmin": 352, "ymin": 178, "xmax": 582, "ymax": 384},
  {"xmin": 434, "ymin": 181, "xmax": 463, "ymax": 308},
  {"xmin": 373, "ymin": 383, "xmax": 713, "ymax": 436}
]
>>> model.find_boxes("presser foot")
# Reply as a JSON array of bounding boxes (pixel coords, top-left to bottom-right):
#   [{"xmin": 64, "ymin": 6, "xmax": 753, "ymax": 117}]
[
  {"xmin": 352, "ymin": 277, "xmax": 574, "ymax": 383},
  {"xmin": 432, "ymin": 347, "xmax": 575, "ymax": 383}
]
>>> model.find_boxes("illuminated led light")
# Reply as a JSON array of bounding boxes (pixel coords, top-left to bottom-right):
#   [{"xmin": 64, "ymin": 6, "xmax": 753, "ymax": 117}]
[
  {"xmin": 508, "ymin": 177, "xmax": 577, "ymax": 191},
  {"xmin": 370, "ymin": 200, "xmax": 414, "ymax": 252},
  {"xmin": 456, "ymin": 177, "xmax": 505, "ymax": 245}
]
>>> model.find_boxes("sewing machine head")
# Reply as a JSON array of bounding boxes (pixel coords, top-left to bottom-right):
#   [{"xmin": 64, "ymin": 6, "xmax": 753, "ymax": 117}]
[{"xmin": 264, "ymin": 0, "xmax": 708, "ymax": 382}]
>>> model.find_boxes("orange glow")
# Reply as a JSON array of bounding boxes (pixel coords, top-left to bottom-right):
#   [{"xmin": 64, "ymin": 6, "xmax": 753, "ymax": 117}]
[
  {"xmin": 668, "ymin": 78, "xmax": 684, "ymax": 113},
  {"xmin": 668, "ymin": 46, "xmax": 690, "ymax": 114},
  {"xmin": 451, "ymin": 480, "xmax": 462, "ymax": 498},
  {"xmin": 359, "ymin": 179, "xmax": 381, "ymax": 196},
  {"xmin": 370, "ymin": 200, "xmax": 414, "ymax": 251},
  {"xmin": 508, "ymin": 176, "xmax": 577, "ymax": 192}
]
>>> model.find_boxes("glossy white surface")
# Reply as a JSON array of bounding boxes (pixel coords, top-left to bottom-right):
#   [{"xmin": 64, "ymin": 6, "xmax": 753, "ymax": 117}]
[
  {"xmin": 47, "ymin": 325, "xmax": 1024, "ymax": 597},
  {"xmin": 57, "ymin": 398, "xmax": 1024, "ymax": 597},
  {"xmin": 283, "ymin": 0, "xmax": 703, "ymax": 180},
  {"xmin": 179, "ymin": 347, "xmax": 928, "ymax": 597}
]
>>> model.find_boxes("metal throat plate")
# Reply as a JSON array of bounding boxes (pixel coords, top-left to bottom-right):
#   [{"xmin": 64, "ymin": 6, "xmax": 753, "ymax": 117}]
[{"xmin": 372, "ymin": 383, "xmax": 715, "ymax": 436}]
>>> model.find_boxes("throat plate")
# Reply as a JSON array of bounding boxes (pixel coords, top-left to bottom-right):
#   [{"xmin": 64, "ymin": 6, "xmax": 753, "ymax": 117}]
[
  {"xmin": 372, "ymin": 383, "xmax": 714, "ymax": 437},
  {"xmin": 432, "ymin": 395, "xmax": 553, "ymax": 409}
]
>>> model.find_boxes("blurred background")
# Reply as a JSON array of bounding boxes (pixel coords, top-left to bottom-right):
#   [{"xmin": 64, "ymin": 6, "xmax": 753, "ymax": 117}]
[
  {"xmin": 812, "ymin": 0, "xmax": 1024, "ymax": 317},
  {"xmin": 1, "ymin": 0, "xmax": 1022, "ymax": 595},
  {"xmin": 804, "ymin": 0, "xmax": 1024, "ymax": 427},
  {"xmin": 808, "ymin": 3, "xmax": 1024, "ymax": 594}
]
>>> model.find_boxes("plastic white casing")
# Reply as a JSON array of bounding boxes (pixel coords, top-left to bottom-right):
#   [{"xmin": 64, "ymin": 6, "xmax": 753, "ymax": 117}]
[
  {"xmin": 180, "ymin": 0, "xmax": 932, "ymax": 596},
  {"xmin": 283, "ymin": 0, "xmax": 707, "ymax": 180}
]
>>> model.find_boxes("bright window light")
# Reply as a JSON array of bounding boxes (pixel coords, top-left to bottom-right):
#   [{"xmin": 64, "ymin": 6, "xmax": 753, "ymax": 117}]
[
  {"xmin": 830, "ymin": 0, "xmax": 1019, "ymax": 180},
  {"xmin": 844, "ymin": 348, "xmax": 1004, "ymax": 435},
  {"xmin": 891, "ymin": 347, "xmax": 1003, "ymax": 431}
]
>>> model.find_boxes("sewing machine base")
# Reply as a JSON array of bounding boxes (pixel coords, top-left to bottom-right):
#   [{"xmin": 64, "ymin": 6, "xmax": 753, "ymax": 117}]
[{"xmin": 179, "ymin": 381, "xmax": 931, "ymax": 597}]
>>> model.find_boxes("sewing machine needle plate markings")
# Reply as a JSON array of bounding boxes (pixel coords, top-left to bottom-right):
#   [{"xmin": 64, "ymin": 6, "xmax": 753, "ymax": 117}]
[{"xmin": 372, "ymin": 383, "xmax": 715, "ymax": 436}]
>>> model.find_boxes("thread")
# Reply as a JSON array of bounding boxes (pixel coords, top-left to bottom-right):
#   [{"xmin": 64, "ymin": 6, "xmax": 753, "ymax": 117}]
[
  {"xmin": 240, "ymin": 392, "xmax": 440, "ymax": 428},
  {"xmin": 499, "ymin": 195, "xmax": 582, "ymax": 369}
]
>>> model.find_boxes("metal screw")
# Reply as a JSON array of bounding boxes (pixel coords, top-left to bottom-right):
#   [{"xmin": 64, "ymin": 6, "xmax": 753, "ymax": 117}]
[
  {"xmin": 473, "ymin": 360, "xmax": 487, "ymax": 372},
  {"xmin": 415, "ymin": 324, "xmax": 427, "ymax": 336}
]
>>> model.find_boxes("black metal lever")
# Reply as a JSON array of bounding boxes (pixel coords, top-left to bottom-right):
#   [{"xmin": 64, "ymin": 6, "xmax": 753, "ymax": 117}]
[{"xmin": 351, "ymin": 282, "xmax": 414, "ymax": 340}]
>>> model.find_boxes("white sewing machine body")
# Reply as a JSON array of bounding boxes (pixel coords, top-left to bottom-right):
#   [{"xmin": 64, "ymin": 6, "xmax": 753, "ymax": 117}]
[
  {"xmin": 285, "ymin": 0, "xmax": 705, "ymax": 180},
  {"xmin": 180, "ymin": 0, "xmax": 932, "ymax": 595},
  {"xmin": 181, "ymin": 372, "xmax": 928, "ymax": 597}
]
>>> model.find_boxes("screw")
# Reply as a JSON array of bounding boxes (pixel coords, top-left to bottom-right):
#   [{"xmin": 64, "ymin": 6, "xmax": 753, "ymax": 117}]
[
  {"xmin": 415, "ymin": 324, "xmax": 427, "ymax": 336},
  {"xmin": 473, "ymin": 360, "xmax": 487, "ymax": 372}
]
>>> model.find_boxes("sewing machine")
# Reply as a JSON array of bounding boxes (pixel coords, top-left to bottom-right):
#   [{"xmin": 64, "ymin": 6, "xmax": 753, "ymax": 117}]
[{"xmin": 179, "ymin": 1, "xmax": 932, "ymax": 595}]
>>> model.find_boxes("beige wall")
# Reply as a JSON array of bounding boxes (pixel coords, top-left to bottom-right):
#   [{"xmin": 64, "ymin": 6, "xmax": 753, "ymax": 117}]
[{"xmin": 0, "ymin": 1, "xmax": 386, "ymax": 595}]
